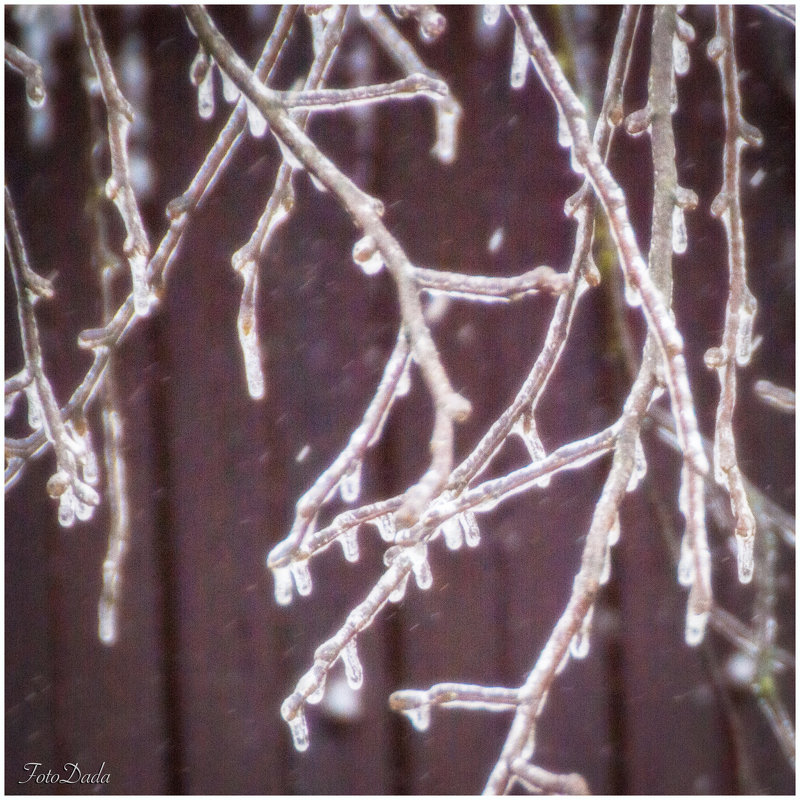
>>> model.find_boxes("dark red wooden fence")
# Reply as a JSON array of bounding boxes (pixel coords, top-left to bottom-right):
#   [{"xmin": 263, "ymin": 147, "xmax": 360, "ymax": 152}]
[{"xmin": 6, "ymin": 6, "xmax": 794, "ymax": 794}]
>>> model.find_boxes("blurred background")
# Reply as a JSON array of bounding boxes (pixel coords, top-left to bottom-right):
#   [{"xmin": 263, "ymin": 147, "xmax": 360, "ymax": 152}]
[{"xmin": 5, "ymin": 6, "xmax": 794, "ymax": 793}]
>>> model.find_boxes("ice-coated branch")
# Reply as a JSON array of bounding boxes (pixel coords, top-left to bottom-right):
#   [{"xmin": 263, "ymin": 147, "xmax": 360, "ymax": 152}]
[
  {"xmin": 510, "ymin": 759, "xmax": 591, "ymax": 795},
  {"xmin": 360, "ymin": 5, "xmax": 461, "ymax": 163},
  {"xmin": 390, "ymin": 683, "xmax": 521, "ymax": 717},
  {"xmin": 185, "ymin": 4, "xmax": 472, "ymax": 527},
  {"xmin": 78, "ymin": 6, "xmax": 153, "ymax": 317},
  {"xmin": 753, "ymin": 379, "xmax": 795, "ymax": 413},
  {"xmin": 705, "ymin": 5, "xmax": 764, "ymax": 584},
  {"xmin": 6, "ymin": 186, "xmax": 100, "ymax": 526},
  {"xmin": 5, "ymin": 40, "xmax": 46, "ymax": 108}
]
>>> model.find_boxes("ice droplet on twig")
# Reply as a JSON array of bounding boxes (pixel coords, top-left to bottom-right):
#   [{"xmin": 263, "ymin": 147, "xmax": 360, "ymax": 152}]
[
  {"xmin": 626, "ymin": 435, "xmax": 648, "ymax": 492},
  {"xmin": 290, "ymin": 559, "xmax": 313, "ymax": 596},
  {"xmin": 340, "ymin": 639, "xmax": 364, "ymax": 690},
  {"xmin": 512, "ymin": 413, "xmax": 550, "ymax": 487},
  {"xmin": 685, "ymin": 607, "xmax": 709, "ymax": 647},
  {"xmin": 671, "ymin": 205, "xmax": 688, "ymax": 254},
  {"xmin": 569, "ymin": 604, "xmax": 593, "ymax": 659},
  {"xmin": 220, "ymin": 69, "xmax": 240, "ymax": 104},
  {"xmin": 735, "ymin": 532, "xmax": 755, "ymax": 584},
  {"xmin": 672, "ymin": 33, "xmax": 690, "ymax": 76},
  {"xmin": 483, "ymin": 4, "xmax": 501, "ymax": 26},
  {"xmin": 402, "ymin": 694, "xmax": 431, "ymax": 732},
  {"xmin": 197, "ymin": 63, "xmax": 215, "ymax": 119},
  {"xmin": 281, "ymin": 703, "xmax": 310, "ymax": 752},
  {"xmin": 431, "ymin": 97, "xmax": 460, "ymax": 164},
  {"xmin": 98, "ymin": 599, "xmax": 117, "ymax": 645},
  {"xmin": 238, "ymin": 318, "xmax": 266, "ymax": 400},
  {"xmin": 245, "ymin": 96, "xmax": 268, "ymax": 137},
  {"xmin": 460, "ymin": 511, "xmax": 481, "ymax": 548},
  {"xmin": 58, "ymin": 486, "xmax": 76, "ymax": 528},
  {"xmin": 374, "ymin": 513, "xmax": 397, "ymax": 542},
  {"xmin": 352, "ymin": 234, "xmax": 385, "ymax": 275},
  {"xmin": 410, "ymin": 543, "xmax": 433, "ymax": 590},
  {"xmin": 340, "ymin": 462, "xmax": 362, "ymax": 504},
  {"xmin": 441, "ymin": 516, "xmax": 464, "ymax": 550},
  {"xmin": 339, "ymin": 527, "xmax": 360, "ymax": 563},
  {"xmin": 273, "ymin": 565, "xmax": 294, "ymax": 605},
  {"xmin": 509, "ymin": 26, "xmax": 529, "ymax": 89}
]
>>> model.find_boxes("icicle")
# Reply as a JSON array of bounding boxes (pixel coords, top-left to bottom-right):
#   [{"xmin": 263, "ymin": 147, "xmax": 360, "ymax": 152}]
[
  {"xmin": 24, "ymin": 383, "xmax": 42, "ymax": 430},
  {"xmin": 459, "ymin": 511, "xmax": 481, "ymax": 548},
  {"xmin": 409, "ymin": 543, "xmax": 433, "ymax": 590},
  {"xmin": 735, "ymin": 533, "xmax": 755, "ymax": 584},
  {"xmin": 281, "ymin": 703, "xmax": 310, "ymax": 752},
  {"xmin": 556, "ymin": 106, "xmax": 572, "ymax": 149},
  {"xmin": 197, "ymin": 62, "xmax": 215, "ymax": 119},
  {"xmin": 684, "ymin": 606, "xmax": 709, "ymax": 647},
  {"xmin": 509, "ymin": 26, "xmax": 529, "ymax": 89},
  {"xmin": 340, "ymin": 462, "xmax": 362, "ymax": 504},
  {"xmin": 290, "ymin": 559, "xmax": 313, "ymax": 596},
  {"xmin": 431, "ymin": 98, "xmax": 460, "ymax": 164},
  {"xmin": 238, "ymin": 316, "xmax": 266, "ymax": 400},
  {"xmin": 672, "ymin": 33, "xmax": 690, "ymax": 77},
  {"xmin": 626, "ymin": 435, "xmax": 647, "ymax": 492},
  {"xmin": 352, "ymin": 234, "xmax": 385, "ymax": 275},
  {"xmin": 98, "ymin": 598, "xmax": 117, "ymax": 645},
  {"xmin": 389, "ymin": 571, "xmax": 410, "ymax": 603},
  {"xmin": 58, "ymin": 486, "xmax": 76, "ymax": 528},
  {"xmin": 671, "ymin": 205, "xmax": 688, "ymax": 255},
  {"xmin": 735, "ymin": 288, "xmax": 758, "ymax": 367},
  {"xmin": 245, "ymin": 96, "xmax": 268, "ymax": 137},
  {"xmin": 569, "ymin": 604, "xmax": 593, "ymax": 659},
  {"xmin": 340, "ymin": 639, "xmax": 364, "ymax": 690},
  {"xmin": 74, "ymin": 496, "xmax": 94, "ymax": 522},
  {"xmin": 273, "ymin": 565, "xmax": 294, "ymax": 605},
  {"xmin": 374, "ymin": 513, "xmax": 397, "ymax": 542},
  {"xmin": 220, "ymin": 69, "xmax": 240, "ymax": 104},
  {"xmin": 483, "ymin": 5, "xmax": 501, "ymax": 26},
  {"xmin": 677, "ymin": 532, "xmax": 695, "ymax": 586},
  {"xmin": 441, "ymin": 516, "xmax": 464, "ymax": 550},
  {"xmin": 339, "ymin": 527, "xmax": 360, "ymax": 563}
]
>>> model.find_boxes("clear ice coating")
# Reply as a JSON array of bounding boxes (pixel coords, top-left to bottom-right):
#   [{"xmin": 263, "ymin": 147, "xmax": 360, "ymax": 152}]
[
  {"xmin": 130, "ymin": 251, "xmax": 154, "ymax": 317},
  {"xmin": 677, "ymin": 533, "xmax": 695, "ymax": 586},
  {"xmin": 290, "ymin": 559, "xmax": 313, "ymax": 596},
  {"xmin": 273, "ymin": 564, "xmax": 294, "ymax": 605},
  {"xmin": 245, "ymin": 96, "xmax": 268, "ymax": 137},
  {"xmin": 736, "ymin": 533, "xmax": 754, "ymax": 584},
  {"xmin": 375, "ymin": 513, "xmax": 397, "ymax": 542},
  {"xmin": 599, "ymin": 540, "xmax": 612, "ymax": 585},
  {"xmin": 459, "ymin": 511, "xmax": 481, "ymax": 548},
  {"xmin": 557, "ymin": 107, "xmax": 572, "ymax": 149},
  {"xmin": 352, "ymin": 234, "xmax": 385, "ymax": 275},
  {"xmin": 402, "ymin": 694, "xmax": 431, "ymax": 731},
  {"xmin": 409, "ymin": 543, "xmax": 433, "ymax": 590},
  {"xmin": 513, "ymin": 414, "xmax": 550, "ymax": 487},
  {"xmin": 340, "ymin": 462, "xmax": 362, "ymax": 504},
  {"xmin": 626, "ymin": 435, "xmax": 648, "ymax": 493},
  {"xmin": 396, "ymin": 359, "xmax": 412, "ymax": 397},
  {"xmin": 340, "ymin": 639, "xmax": 364, "ymax": 690},
  {"xmin": 389, "ymin": 571, "xmax": 410, "ymax": 602},
  {"xmin": 483, "ymin": 4, "xmax": 501, "ymax": 26},
  {"xmin": 441, "ymin": 516, "xmax": 464, "ymax": 550},
  {"xmin": 685, "ymin": 608, "xmax": 709, "ymax": 647},
  {"xmin": 509, "ymin": 26, "xmax": 529, "ymax": 89},
  {"xmin": 623, "ymin": 272, "xmax": 642, "ymax": 307},
  {"xmin": 672, "ymin": 33, "xmax": 690, "ymax": 76},
  {"xmin": 281, "ymin": 703, "xmax": 310, "ymax": 752},
  {"xmin": 671, "ymin": 205, "xmax": 688, "ymax": 254},
  {"xmin": 306, "ymin": 673, "xmax": 326, "ymax": 705},
  {"xmin": 569, "ymin": 604, "xmax": 593, "ymax": 659},
  {"xmin": 735, "ymin": 288, "xmax": 757, "ymax": 367},
  {"xmin": 220, "ymin": 69, "xmax": 240, "ymax": 104},
  {"xmin": 25, "ymin": 383, "xmax": 42, "ymax": 430},
  {"xmin": 339, "ymin": 527, "xmax": 360, "ymax": 563}
]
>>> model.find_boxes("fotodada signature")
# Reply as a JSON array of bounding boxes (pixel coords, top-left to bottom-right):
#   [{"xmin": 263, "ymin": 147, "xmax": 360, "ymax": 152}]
[{"xmin": 19, "ymin": 761, "xmax": 111, "ymax": 786}]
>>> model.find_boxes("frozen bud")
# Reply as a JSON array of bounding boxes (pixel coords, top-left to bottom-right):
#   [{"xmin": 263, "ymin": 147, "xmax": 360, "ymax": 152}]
[
  {"xmin": 738, "ymin": 118, "xmax": 764, "ymax": 149},
  {"xmin": 675, "ymin": 186, "xmax": 699, "ymax": 210},
  {"xmin": 703, "ymin": 346, "xmax": 727, "ymax": 370},
  {"xmin": 710, "ymin": 191, "xmax": 729, "ymax": 219},
  {"xmin": 676, "ymin": 16, "xmax": 696, "ymax": 43},
  {"xmin": 418, "ymin": 9, "xmax": 446, "ymax": 43},
  {"xmin": 352, "ymin": 235, "xmax": 384, "ymax": 275},
  {"xmin": 706, "ymin": 36, "xmax": 726, "ymax": 61},
  {"xmin": 47, "ymin": 470, "xmax": 71, "ymax": 498}
]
